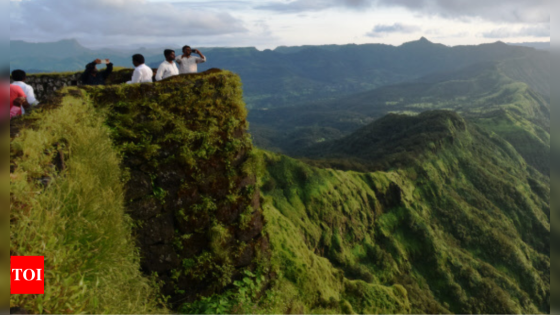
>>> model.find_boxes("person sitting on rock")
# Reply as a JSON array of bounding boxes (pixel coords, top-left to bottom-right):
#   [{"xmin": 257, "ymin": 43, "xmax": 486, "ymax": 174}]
[
  {"xmin": 81, "ymin": 59, "xmax": 114, "ymax": 86},
  {"xmin": 10, "ymin": 84, "xmax": 31, "ymax": 119},
  {"xmin": 127, "ymin": 54, "xmax": 154, "ymax": 84},
  {"xmin": 11, "ymin": 70, "xmax": 39, "ymax": 114},
  {"xmin": 176, "ymin": 46, "xmax": 206, "ymax": 74},
  {"xmin": 155, "ymin": 49, "xmax": 179, "ymax": 81}
]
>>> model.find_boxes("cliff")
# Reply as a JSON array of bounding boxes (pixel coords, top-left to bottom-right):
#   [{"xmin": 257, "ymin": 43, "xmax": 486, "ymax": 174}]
[{"xmin": 10, "ymin": 69, "xmax": 267, "ymax": 313}]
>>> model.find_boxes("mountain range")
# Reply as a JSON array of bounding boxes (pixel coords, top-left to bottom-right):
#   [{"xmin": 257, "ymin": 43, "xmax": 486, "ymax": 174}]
[
  {"xmin": 508, "ymin": 42, "xmax": 550, "ymax": 50},
  {"xmin": 10, "ymin": 38, "xmax": 550, "ymax": 109},
  {"xmin": 249, "ymin": 48, "xmax": 549, "ymax": 176}
]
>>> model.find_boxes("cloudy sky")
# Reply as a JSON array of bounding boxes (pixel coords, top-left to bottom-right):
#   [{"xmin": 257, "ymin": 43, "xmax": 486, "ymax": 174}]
[{"xmin": 9, "ymin": 0, "xmax": 550, "ymax": 50}]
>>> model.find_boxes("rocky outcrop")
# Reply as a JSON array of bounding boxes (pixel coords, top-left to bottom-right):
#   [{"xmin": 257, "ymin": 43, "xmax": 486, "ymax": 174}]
[{"xmin": 80, "ymin": 69, "xmax": 268, "ymax": 308}]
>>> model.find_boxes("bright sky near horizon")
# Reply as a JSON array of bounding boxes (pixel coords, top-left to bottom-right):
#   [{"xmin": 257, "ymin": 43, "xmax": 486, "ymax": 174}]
[{"xmin": 9, "ymin": 0, "xmax": 550, "ymax": 50}]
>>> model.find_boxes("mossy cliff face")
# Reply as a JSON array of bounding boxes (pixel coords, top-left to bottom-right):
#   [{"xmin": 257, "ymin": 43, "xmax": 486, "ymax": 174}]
[
  {"xmin": 79, "ymin": 70, "xmax": 267, "ymax": 307},
  {"xmin": 260, "ymin": 112, "xmax": 549, "ymax": 314}
]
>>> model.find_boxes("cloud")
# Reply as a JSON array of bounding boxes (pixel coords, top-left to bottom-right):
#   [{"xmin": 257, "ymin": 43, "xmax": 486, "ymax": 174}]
[
  {"xmin": 425, "ymin": 29, "xmax": 469, "ymax": 39},
  {"xmin": 1, "ymin": 1, "xmax": 9, "ymax": 39},
  {"xmin": 366, "ymin": 23, "xmax": 420, "ymax": 37},
  {"xmin": 482, "ymin": 24, "xmax": 550, "ymax": 38},
  {"xmin": 256, "ymin": 0, "xmax": 331, "ymax": 13},
  {"xmin": 10, "ymin": 0, "xmax": 247, "ymax": 42},
  {"xmin": 257, "ymin": 0, "xmax": 371, "ymax": 13},
  {"xmin": 257, "ymin": 0, "xmax": 550, "ymax": 24}
]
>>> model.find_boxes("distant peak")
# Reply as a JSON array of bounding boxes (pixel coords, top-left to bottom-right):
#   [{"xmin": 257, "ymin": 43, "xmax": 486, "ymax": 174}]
[
  {"xmin": 480, "ymin": 41, "xmax": 510, "ymax": 49},
  {"xmin": 493, "ymin": 41, "xmax": 508, "ymax": 46},
  {"xmin": 401, "ymin": 37, "xmax": 434, "ymax": 46},
  {"xmin": 54, "ymin": 38, "xmax": 86, "ymax": 48}
]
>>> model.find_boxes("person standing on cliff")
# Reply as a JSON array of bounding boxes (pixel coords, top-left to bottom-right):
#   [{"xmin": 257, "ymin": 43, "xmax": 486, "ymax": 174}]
[
  {"xmin": 127, "ymin": 54, "xmax": 154, "ymax": 84},
  {"xmin": 11, "ymin": 70, "xmax": 39, "ymax": 114},
  {"xmin": 155, "ymin": 49, "xmax": 179, "ymax": 81},
  {"xmin": 81, "ymin": 59, "xmax": 114, "ymax": 86},
  {"xmin": 176, "ymin": 46, "xmax": 206, "ymax": 74}
]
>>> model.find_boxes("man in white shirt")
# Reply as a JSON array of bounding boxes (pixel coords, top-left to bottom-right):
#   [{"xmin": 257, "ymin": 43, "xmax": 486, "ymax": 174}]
[
  {"xmin": 11, "ymin": 70, "xmax": 39, "ymax": 114},
  {"xmin": 176, "ymin": 46, "xmax": 207, "ymax": 74},
  {"xmin": 127, "ymin": 54, "xmax": 154, "ymax": 84},
  {"xmin": 155, "ymin": 49, "xmax": 179, "ymax": 81}
]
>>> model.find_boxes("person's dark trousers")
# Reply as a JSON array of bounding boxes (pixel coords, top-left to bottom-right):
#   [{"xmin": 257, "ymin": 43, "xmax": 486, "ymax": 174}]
[{"xmin": 81, "ymin": 61, "xmax": 113, "ymax": 86}]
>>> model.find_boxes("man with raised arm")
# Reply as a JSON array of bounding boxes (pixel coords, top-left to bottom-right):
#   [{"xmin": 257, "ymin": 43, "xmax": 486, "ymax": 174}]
[
  {"xmin": 176, "ymin": 46, "xmax": 206, "ymax": 74},
  {"xmin": 155, "ymin": 49, "xmax": 179, "ymax": 81},
  {"xmin": 81, "ymin": 59, "xmax": 114, "ymax": 86},
  {"xmin": 127, "ymin": 54, "xmax": 154, "ymax": 84}
]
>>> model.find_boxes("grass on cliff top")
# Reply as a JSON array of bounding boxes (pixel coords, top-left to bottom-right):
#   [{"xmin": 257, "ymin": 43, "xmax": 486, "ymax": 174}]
[{"xmin": 10, "ymin": 93, "xmax": 165, "ymax": 314}]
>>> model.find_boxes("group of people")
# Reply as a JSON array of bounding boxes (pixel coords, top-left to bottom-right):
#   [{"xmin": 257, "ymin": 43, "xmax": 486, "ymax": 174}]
[
  {"xmin": 8, "ymin": 46, "xmax": 207, "ymax": 120},
  {"xmin": 81, "ymin": 46, "xmax": 206, "ymax": 86}
]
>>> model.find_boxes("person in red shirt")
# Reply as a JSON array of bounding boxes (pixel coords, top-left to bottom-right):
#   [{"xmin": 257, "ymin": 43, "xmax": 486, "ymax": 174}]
[{"xmin": 10, "ymin": 84, "xmax": 30, "ymax": 119}]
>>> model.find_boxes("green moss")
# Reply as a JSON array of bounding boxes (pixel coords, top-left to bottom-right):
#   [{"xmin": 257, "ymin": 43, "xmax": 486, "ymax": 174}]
[
  {"xmin": 258, "ymin": 130, "xmax": 549, "ymax": 314},
  {"xmin": 78, "ymin": 71, "xmax": 265, "ymax": 310}
]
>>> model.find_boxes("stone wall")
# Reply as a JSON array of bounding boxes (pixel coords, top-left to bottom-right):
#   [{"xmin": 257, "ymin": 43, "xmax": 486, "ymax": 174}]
[
  {"xmin": 10, "ymin": 73, "xmax": 83, "ymax": 102},
  {"xmin": 81, "ymin": 70, "xmax": 268, "ymax": 309},
  {"xmin": 11, "ymin": 69, "xmax": 137, "ymax": 102}
]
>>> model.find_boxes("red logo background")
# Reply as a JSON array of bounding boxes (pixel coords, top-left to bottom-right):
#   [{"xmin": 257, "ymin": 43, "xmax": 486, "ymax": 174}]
[{"xmin": 11, "ymin": 256, "xmax": 45, "ymax": 295}]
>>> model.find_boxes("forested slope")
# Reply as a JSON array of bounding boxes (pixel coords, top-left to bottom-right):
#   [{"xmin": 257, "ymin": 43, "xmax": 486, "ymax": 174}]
[
  {"xmin": 258, "ymin": 111, "xmax": 549, "ymax": 313},
  {"xmin": 250, "ymin": 60, "xmax": 550, "ymax": 178}
]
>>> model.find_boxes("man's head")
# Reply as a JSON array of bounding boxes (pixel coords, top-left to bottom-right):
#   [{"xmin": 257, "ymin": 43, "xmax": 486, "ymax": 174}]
[
  {"xmin": 11, "ymin": 70, "xmax": 26, "ymax": 82},
  {"xmin": 132, "ymin": 54, "xmax": 145, "ymax": 67},
  {"xmin": 182, "ymin": 45, "xmax": 192, "ymax": 56},
  {"xmin": 164, "ymin": 49, "xmax": 175, "ymax": 61}
]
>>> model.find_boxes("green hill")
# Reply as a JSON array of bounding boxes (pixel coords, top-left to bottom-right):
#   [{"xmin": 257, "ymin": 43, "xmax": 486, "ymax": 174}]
[
  {"xmin": 250, "ymin": 60, "xmax": 550, "ymax": 176},
  {"xmin": 10, "ymin": 70, "xmax": 549, "ymax": 314},
  {"xmin": 258, "ymin": 111, "xmax": 549, "ymax": 313}
]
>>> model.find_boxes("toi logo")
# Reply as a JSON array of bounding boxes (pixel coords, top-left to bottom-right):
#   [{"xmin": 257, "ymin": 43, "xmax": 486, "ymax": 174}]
[{"xmin": 11, "ymin": 256, "xmax": 45, "ymax": 295}]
